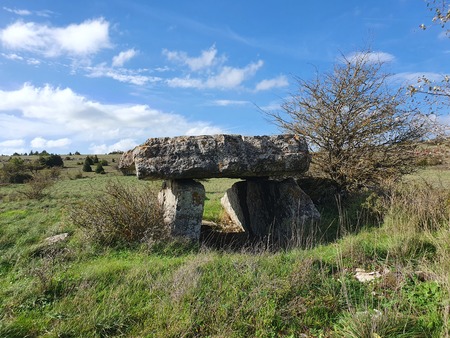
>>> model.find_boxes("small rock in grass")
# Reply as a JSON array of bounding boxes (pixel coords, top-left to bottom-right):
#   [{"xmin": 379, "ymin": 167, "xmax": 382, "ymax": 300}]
[
  {"xmin": 44, "ymin": 233, "xmax": 69, "ymax": 245},
  {"xmin": 355, "ymin": 268, "xmax": 381, "ymax": 282}
]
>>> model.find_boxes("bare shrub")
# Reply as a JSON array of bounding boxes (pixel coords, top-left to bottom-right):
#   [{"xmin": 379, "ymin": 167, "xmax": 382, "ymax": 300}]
[
  {"xmin": 270, "ymin": 49, "xmax": 438, "ymax": 193},
  {"xmin": 21, "ymin": 170, "xmax": 56, "ymax": 200},
  {"xmin": 69, "ymin": 180, "xmax": 168, "ymax": 246}
]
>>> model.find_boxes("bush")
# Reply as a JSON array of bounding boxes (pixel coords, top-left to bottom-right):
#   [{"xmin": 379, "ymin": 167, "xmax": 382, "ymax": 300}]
[
  {"xmin": 85, "ymin": 156, "xmax": 94, "ymax": 165},
  {"xmin": 0, "ymin": 157, "xmax": 32, "ymax": 183},
  {"xmin": 38, "ymin": 154, "xmax": 64, "ymax": 168},
  {"xmin": 95, "ymin": 163, "xmax": 105, "ymax": 174},
  {"xmin": 82, "ymin": 159, "xmax": 92, "ymax": 172},
  {"xmin": 271, "ymin": 49, "xmax": 437, "ymax": 193},
  {"xmin": 20, "ymin": 170, "xmax": 56, "ymax": 200},
  {"xmin": 69, "ymin": 181, "xmax": 168, "ymax": 246}
]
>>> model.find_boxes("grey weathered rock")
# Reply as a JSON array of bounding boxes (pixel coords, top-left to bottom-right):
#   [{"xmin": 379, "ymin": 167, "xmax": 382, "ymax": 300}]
[
  {"xmin": 221, "ymin": 178, "xmax": 320, "ymax": 242},
  {"xmin": 119, "ymin": 134, "xmax": 310, "ymax": 180},
  {"xmin": 158, "ymin": 179, "xmax": 205, "ymax": 240}
]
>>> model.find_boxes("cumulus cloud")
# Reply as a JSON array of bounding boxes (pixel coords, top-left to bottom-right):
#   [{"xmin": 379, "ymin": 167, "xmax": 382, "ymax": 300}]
[
  {"xmin": 0, "ymin": 83, "xmax": 223, "ymax": 154},
  {"xmin": 167, "ymin": 60, "xmax": 263, "ymax": 89},
  {"xmin": 31, "ymin": 137, "xmax": 71, "ymax": 149},
  {"xmin": 163, "ymin": 45, "xmax": 264, "ymax": 90},
  {"xmin": 163, "ymin": 45, "xmax": 220, "ymax": 71},
  {"xmin": 0, "ymin": 18, "xmax": 111, "ymax": 57},
  {"xmin": 90, "ymin": 138, "xmax": 138, "ymax": 154},
  {"xmin": 255, "ymin": 75, "xmax": 288, "ymax": 91},
  {"xmin": 0, "ymin": 139, "xmax": 26, "ymax": 155},
  {"xmin": 112, "ymin": 49, "xmax": 137, "ymax": 67},
  {"xmin": 345, "ymin": 51, "xmax": 395, "ymax": 64}
]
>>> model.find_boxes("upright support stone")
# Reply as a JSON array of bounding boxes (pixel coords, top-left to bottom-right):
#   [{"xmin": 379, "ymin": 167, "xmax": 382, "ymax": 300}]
[
  {"xmin": 158, "ymin": 179, "xmax": 205, "ymax": 240},
  {"xmin": 221, "ymin": 178, "xmax": 320, "ymax": 243}
]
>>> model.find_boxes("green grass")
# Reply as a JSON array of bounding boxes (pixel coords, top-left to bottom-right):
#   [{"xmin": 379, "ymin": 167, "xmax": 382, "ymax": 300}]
[
  {"xmin": 0, "ymin": 157, "xmax": 449, "ymax": 336},
  {"xmin": 202, "ymin": 178, "xmax": 241, "ymax": 221}
]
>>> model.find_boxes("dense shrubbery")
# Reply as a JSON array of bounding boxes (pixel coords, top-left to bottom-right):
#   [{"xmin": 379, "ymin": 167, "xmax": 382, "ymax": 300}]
[
  {"xmin": 0, "ymin": 157, "xmax": 32, "ymax": 183},
  {"xmin": 95, "ymin": 163, "xmax": 105, "ymax": 174},
  {"xmin": 38, "ymin": 154, "xmax": 64, "ymax": 168},
  {"xmin": 0, "ymin": 154, "xmax": 64, "ymax": 184},
  {"xmin": 82, "ymin": 158, "xmax": 92, "ymax": 172},
  {"xmin": 69, "ymin": 180, "xmax": 167, "ymax": 246}
]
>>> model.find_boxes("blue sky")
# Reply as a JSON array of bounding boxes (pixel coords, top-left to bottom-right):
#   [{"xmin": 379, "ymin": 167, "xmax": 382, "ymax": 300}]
[{"xmin": 0, "ymin": 0, "xmax": 448, "ymax": 154}]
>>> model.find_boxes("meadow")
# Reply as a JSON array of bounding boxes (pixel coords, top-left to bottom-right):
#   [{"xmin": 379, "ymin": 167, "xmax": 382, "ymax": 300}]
[{"xmin": 0, "ymin": 153, "xmax": 449, "ymax": 337}]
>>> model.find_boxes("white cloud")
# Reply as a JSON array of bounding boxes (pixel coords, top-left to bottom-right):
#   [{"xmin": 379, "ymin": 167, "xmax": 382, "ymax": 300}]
[
  {"xmin": 166, "ymin": 76, "xmax": 203, "ymax": 88},
  {"xmin": 0, "ymin": 18, "xmax": 111, "ymax": 57},
  {"xmin": 167, "ymin": 60, "xmax": 264, "ymax": 90},
  {"xmin": 31, "ymin": 137, "xmax": 71, "ymax": 149},
  {"xmin": 163, "ymin": 45, "xmax": 265, "ymax": 90},
  {"xmin": 346, "ymin": 51, "xmax": 395, "ymax": 64},
  {"xmin": 3, "ymin": 7, "xmax": 53, "ymax": 17},
  {"xmin": 3, "ymin": 7, "xmax": 32, "ymax": 16},
  {"xmin": 90, "ymin": 138, "xmax": 138, "ymax": 154},
  {"xmin": 207, "ymin": 61, "xmax": 263, "ymax": 88},
  {"xmin": 0, "ymin": 139, "xmax": 25, "ymax": 147},
  {"xmin": 0, "ymin": 83, "xmax": 223, "ymax": 154},
  {"xmin": 1, "ymin": 52, "xmax": 41, "ymax": 65},
  {"xmin": 185, "ymin": 125, "xmax": 223, "ymax": 136},
  {"xmin": 163, "ymin": 45, "xmax": 220, "ymax": 71},
  {"xmin": 210, "ymin": 100, "xmax": 250, "ymax": 106},
  {"xmin": 112, "ymin": 49, "xmax": 137, "ymax": 67},
  {"xmin": 0, "ymin": 139, "xmax": 26, "ymax": 155},
  {"xmin": 85, "ymin": 64, "xmax": 161, "ymax": 86},
  {"xmin": 1, "ymin": 52, "xmax": 23, "ymax": 61},
  {"xmin": 259, "ymin": 100, "xmax": 283, "ymax": 112},
  {"xmin": 255, "ymin": 75, "xmax": 288, "ymax": 91},
  {"xmin": 27, "ymin": 58, "xmax": 40, "ymax": 65},
  {"xmin": 390, "ymin": 72, "xmax": 444, "ymax": 85}
]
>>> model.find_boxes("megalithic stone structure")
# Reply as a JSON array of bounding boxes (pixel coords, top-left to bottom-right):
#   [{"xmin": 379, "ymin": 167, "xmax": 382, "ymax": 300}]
[
  {"xmin": 119, "ymin": 134, "xmax": 319, "ymax": 242},
  {"xmin": 119, "ymin": 134, "xmax": 311, "ymax": 180}
]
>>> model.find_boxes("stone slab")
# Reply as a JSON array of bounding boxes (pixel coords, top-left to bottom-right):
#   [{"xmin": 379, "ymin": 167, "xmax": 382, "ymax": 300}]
[{"xmin": 119, "ymin": 134, "xmax": 310, "ymax": 180}]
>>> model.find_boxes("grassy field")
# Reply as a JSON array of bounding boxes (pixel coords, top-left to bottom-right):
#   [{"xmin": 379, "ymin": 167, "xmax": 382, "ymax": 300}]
[{"xmin": 1, "ymin": 154, "xmax": 450, "ymax": 337}]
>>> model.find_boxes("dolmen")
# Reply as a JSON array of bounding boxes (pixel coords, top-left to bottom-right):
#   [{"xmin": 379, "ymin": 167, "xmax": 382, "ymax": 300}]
[{"xmin": 119, "ymin": 134, "xmax": 320, "ymax": 244}]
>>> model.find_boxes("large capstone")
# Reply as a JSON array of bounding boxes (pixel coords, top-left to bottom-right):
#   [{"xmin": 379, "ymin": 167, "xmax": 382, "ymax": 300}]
[
  {"xmin": 158, "ymin": 179, "xmax": 205, "ymax": 240},
  {"xmin": 119, "ymin": 134, "xmax": 310, "ymax": 180},
  {"xmin": 221, "ymin": 178, "xmax": 320, "ymax": 244}
]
